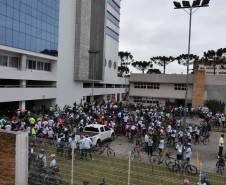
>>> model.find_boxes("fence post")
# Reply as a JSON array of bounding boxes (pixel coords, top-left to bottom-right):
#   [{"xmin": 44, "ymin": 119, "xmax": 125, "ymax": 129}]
[
  {"xmin": 128, "ymin": 151, "xmax": 131, "ymax": 185},
  {"xmin": 71, "ymin": 142, "xmax": 75, "ymax": 185}
]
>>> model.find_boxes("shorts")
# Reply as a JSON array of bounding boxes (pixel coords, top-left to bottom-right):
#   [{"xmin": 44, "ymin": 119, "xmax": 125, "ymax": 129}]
[{"xmin": 177, "ymin": 154, "xmax": 182, "ymax": 160}]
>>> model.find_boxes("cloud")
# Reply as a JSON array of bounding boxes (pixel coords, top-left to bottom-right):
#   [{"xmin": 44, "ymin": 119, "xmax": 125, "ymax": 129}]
[{"xmin": 119, "ymin": 0, "xmax": 226, "ymax": 73}]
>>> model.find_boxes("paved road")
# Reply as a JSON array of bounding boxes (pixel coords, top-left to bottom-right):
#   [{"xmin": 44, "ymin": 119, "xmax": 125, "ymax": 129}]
[{"xmin": 110, "ymin": 132, "xmax": 226, "ymax": 175}]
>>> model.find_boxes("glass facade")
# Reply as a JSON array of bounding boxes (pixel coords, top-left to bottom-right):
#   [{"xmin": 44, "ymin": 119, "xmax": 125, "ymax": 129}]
[
  {"xmin": 106, "ymin": 10, "xmax": 119, "ymax": 27},
  {"xmin": 106, "ymin": 26, "xmax": 119, "ymax": 41},
  {"xmin": 107, "ymin": 0, "xmax": 120, "ymax": 14},
  {"xmin": 0, "ymin": 0, "xmax": 59, "ymax": 56}
]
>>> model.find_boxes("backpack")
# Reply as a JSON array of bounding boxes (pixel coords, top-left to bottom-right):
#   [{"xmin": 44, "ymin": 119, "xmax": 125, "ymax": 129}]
[{"xmin": 37, "ymin": 155, "xmax": 44, "ymax": 168}]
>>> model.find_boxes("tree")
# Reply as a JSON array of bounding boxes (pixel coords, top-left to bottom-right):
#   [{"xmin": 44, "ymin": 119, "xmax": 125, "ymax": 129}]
[
  {"xmin": 176, "ymin": 54, "xmax": 199, "ymax": 74},
  {"xmin": 147, "ymin": 68, "xmax": 161, "ymax": 74},
  {"xmin": 199, "ymin": 48, "xmax": 226, "ymax": 75},
  {"xmin": 150, "ymin": 56, "xmax": 174, "ymax": 74},
  {"xmin": 132, "ymin": 61, "xmax": 153, "ymax": 74},
  {"xmin": 118, "ymin": 51, "xmax": 133, "ymax": 77}
]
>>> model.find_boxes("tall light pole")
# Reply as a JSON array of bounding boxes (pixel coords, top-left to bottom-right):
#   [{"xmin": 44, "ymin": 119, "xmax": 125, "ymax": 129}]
[
  {"xmin": 88, "ymin": 49, "xmax": 100, "ymax": 103},
  {"xmin": 173, "ymin": 0, "xmax": 210, "ymax": 126}
]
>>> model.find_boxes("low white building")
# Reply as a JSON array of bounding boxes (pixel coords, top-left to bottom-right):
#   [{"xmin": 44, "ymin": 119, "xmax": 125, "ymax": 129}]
[{"xmin": 129, "ymin": 71, "xmax": 226, "ymax": 110}]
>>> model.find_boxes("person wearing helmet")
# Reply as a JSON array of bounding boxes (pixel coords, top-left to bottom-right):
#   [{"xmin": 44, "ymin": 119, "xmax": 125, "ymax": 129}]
[{"xmin": 37, "ymin": 149, "xmax": 47, "ymax": 169}]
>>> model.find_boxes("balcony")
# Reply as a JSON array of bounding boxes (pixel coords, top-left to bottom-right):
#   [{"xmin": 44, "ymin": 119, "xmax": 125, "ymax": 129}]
[{"xmin": 0, "ymin": 87, "xmax": 57, "ymax": 102}]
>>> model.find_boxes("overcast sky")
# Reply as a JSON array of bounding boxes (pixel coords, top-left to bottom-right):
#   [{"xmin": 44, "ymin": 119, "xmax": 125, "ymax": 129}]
[{"xmin": 119, "ymin": 0, "xmax": 226, "ymax": 74}]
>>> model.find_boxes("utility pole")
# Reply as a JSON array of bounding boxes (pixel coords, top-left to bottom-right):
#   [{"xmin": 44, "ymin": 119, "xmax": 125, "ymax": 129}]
[{"xmin": 173, "ymin": 0, "xmax": 210, "ymax": 126}]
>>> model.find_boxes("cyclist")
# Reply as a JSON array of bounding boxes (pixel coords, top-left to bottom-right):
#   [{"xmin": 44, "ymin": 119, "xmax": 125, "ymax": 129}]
[
  {"xmin": 216, "ymin": 155, "xmax": 225, "ymax": 174},
  {"xmin": 36, "ymin": 149, "xmax": 47, "ymax": 170},
  {"xmin": 218, "ymin": 134, "xmax": 224, "ymax": 157},
  {"xmin": 176, "ymin": 142, "xmax": 183, "ymax": 162},
  {"xmin": 50, "ymin": 154, "xmax": 57, "ymax": 169}
]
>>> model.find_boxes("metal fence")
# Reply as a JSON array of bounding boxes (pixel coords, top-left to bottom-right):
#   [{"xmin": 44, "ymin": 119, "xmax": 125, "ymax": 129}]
[{"xmin": 28, "ymin": 137, "xmax": 226, "ymax": 185}]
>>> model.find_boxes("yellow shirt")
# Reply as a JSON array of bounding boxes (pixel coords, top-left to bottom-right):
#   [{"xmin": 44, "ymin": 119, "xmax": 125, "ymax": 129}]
[{"xmin": 219, "ymin": 137, "xmax": 224, "ymax": 147}]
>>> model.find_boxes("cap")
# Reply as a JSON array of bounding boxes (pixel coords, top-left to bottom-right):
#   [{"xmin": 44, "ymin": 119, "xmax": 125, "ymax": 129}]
[{"xmin": 50, "ymin": 154, "xmax": 55, "ymax": 158}]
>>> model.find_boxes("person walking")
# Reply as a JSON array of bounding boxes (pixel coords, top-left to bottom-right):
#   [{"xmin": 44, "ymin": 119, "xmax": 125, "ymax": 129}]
[{"xmin": 83, "ymin": 135, "xmax": 93, "ymax": 160}]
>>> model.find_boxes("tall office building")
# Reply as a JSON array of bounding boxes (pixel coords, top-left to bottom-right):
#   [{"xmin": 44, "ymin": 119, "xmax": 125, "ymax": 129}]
[
  {"xmin": 0, "ymin": 0, "xmax": 127, "ymax": 111},
  {"xmin": 0, "ymin": 0, "xmax": 59, "ymax": 111},
  {"xmin": 57, "ymin": 0, "xmax": 127, "ymax": 107}
]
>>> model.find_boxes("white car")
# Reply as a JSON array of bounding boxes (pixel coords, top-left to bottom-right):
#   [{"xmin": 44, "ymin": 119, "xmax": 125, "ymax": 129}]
[{"xmin": 77, "ymin": 124, "xmax": 115, "ymax": 146}]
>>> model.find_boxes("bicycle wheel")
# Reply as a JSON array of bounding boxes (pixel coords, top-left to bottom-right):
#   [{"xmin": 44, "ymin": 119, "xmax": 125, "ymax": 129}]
[
  {"xmin": 203, "ymin": 138, "xmax": 209, "ymax": 145},
  {"xmin": 166, "ymin": 161, "xmax": 175, "ymax": 171},
  {"xmin": 172, "ymin": 164, "xmax": 180, "ymax": 173},
  {"xmin": 186, "ymin": 165, "xmax": 198, "ymax": 175},
  {"xmin": 107, "ymin": 148, "xmax": 115, "ymax": 157}
]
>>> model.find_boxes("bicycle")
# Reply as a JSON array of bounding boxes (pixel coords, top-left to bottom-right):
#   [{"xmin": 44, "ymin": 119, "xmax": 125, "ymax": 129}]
[
  {"xmin": 200, "ymin": 134, "xmax": 210, "ymax": 145},
  {"xmin": 172, "ymin": 160, "xmax": 198, "ymax": 175},
  {"xmin": 216, "ymin": 157, "xmax": 225, "ymax": 175},
  {"xmin": 99, "ymin": 144, "xmax": 115, "ymax": 157}
]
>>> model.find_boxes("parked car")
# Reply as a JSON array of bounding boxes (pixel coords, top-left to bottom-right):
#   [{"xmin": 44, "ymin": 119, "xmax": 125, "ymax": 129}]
[{"xmin": 76, "ymin": 124, "xmax": 115, "ymax": 146}]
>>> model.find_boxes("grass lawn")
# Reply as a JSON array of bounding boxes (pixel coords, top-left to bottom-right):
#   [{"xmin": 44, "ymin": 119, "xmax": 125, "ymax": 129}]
[
  {"xmin": 54, "ymin": 153, "xmax": 226, "ymax": 185},
  {"xmin": 29, "ymin": 139, "xmax": 226, "ymax": 185}
]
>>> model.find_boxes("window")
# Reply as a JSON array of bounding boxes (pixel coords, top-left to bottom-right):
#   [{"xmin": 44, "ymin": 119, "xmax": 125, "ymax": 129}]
[
  {"xmin": 174, "ymin": 84, "xmax": 187, "ymax": 91},
  {"xmin": 104, "ymin": 59, "xmax": 107, "ymax": 66},
  {"xmin": 134, "ymin": 82, "xmax": 160, "ymax": 89},
  {"xmin": 104, "ymin": 126, "xmax": 111, "ymax": 131},
  {"xmin": 27, "ymin": 60, "xmax": 36, "ymax": 69},
  {"xmin": 0, "ymin": 0, "xmax": 59, "ymax": 56},
  {"xmin": 106, "ymin": 26, "xmax": 119, "ymax": 41},
  {"xmin": 133, "ymin": 96, "xmax": 159, "ymax": 105},
  {"xmin": 8, "ymin": 56, "xmax": 20, "ymax": 68},
  {"xmin": 107, "ymin": 0, "xmax": 120, "ymax": 14},
  {"xmin": 44, "ymin": 62, "xmax": 51, "ymax": 71},
  {"xmin": 108, "ymin": 60, "xmax": 112, "ymax": 68},
  {"xmin": 84, "ymin": 127, "xmax": 99, "ymax": 132},
  {"xmin": 106, "ymin": 11, "xmax": 120, "ymax": 27},
  {"xmin": 37, "ymin": 61, "xmax": 44, "ymax": 70},
  {"xmin": 113, "ymin": 62, "xmax": 117, "ymax": 69},
  {"xmin": 100, "ymin": 127, "xmax": 104, "ymax": 132},
  {"xmin": 27, "ymin": 59, "xmax": 51, "ymax": 71},
  {"xmin": 0, "ymin": 55, "xmax": 8, "ymax": 66}
]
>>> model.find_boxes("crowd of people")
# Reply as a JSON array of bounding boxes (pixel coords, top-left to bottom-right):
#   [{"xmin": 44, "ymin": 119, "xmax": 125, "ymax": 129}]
[{"xmin": 0, "ymin": 101, "xmax": 225, "ymax": 184}]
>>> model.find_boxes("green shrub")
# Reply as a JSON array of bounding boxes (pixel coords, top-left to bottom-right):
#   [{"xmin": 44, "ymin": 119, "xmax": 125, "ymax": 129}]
[{"xmin": 205, "ymin": 100, "xmax": 225, "ymax": 114}]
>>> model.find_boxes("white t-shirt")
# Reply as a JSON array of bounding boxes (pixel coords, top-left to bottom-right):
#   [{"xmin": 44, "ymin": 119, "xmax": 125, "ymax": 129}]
[
  {"xmin": 176, "ymin": 144, "xmax": 183, "ymax": 155},
  {"xmin": 50, "ymin": 159, "xmax": 56, "ymax": 168},
  {"xmin": 159, "ymin": 139, "xmax": 164, "ymax": 149},
  {"xmin": 83, "ymin": 137, "xmax": 92, "ymax": 149},
  {"xmin": 185, "ymin": 147, "xmax": 192, "ymax": 159}
]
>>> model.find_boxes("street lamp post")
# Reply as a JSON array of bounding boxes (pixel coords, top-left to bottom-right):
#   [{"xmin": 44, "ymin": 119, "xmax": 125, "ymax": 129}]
[
  {"xmin": 88, "ymin": 49, "xmax": 100, "ymax": 103},
  {"xmin": 173, "ymin": 0, "xmax": 210, "ymax": 126}
]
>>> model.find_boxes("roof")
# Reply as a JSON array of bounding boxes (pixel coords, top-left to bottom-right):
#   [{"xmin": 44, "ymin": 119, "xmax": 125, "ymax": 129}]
[{"xmin": 130, "ymin": 73, "xmax": 193, "ymax": 84}]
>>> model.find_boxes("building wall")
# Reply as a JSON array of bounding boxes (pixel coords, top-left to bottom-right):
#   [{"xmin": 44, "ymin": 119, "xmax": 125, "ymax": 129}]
[
  {"xmin": 0, "ymin": 131, "xmax": 16, "ymax": 185},
  {"xmin": 129, "ymin": 83, "xmax": 193, "ymax": 101}
]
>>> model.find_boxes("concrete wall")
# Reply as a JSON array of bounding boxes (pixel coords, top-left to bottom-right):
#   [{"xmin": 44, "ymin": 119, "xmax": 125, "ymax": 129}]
[
  {"xmin": 74, "ymin": 0, "xmax": 91, "ymax": 81},
  {"xmin": 89, "ymin": 0, "xmax": 106, "ymax": 81},
  {"xmin": 15, "ymin": 131, "xmax": 28, "ymax": 185}
]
